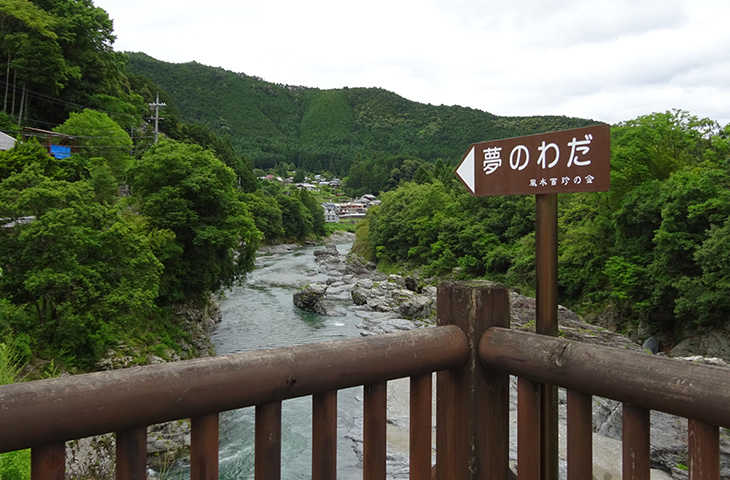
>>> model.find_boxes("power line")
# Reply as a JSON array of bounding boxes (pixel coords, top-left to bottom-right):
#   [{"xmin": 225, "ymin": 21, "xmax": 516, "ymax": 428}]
[
  {"xmin": 2, "ymin": 128, "xmax": 153, "ymax": 139},
  {"xmin": 0, "ymin": 80, "xmax": 144, "ymax": 122}
]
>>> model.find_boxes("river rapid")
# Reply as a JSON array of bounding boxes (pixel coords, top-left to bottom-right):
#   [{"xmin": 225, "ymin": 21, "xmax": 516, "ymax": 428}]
[{"xmin": 200, "ymin": 240, "xmax": 367, "ymax": 479}]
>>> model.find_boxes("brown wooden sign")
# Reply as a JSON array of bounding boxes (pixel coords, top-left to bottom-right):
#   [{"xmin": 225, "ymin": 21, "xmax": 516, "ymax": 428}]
[{"xmin": 455, "ymin": 124, "xmax": 610, "ymax": 197}]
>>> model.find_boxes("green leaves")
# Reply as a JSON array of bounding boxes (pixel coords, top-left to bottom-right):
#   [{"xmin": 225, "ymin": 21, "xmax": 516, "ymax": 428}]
[
  {"xmin": 54, "ymin": 109, "xmax": 133, "ymax": 181},
  {"xmin": 128, "ymin": 140, "xmax": 261, "ymax": 305},
  {"xmin": 0, "ymin": 166, "xmax": 163, "ymax": 368}
]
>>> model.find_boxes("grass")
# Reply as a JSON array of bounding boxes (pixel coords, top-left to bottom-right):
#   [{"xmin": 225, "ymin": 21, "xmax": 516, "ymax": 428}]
[
  {"xmin": 325, "ymin": 222, "xmax": 358, "ymax": 235},
  {"xmin": 0, "ymin": 342, "xmax": 22, "ymax": 385}
]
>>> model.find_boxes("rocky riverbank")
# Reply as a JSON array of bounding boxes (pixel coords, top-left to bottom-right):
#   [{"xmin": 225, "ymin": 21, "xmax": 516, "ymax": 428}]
[
  {"xmin": 296, "ymin": 237, "xmax": 730, "ymax": 479},
  {"xmin": 66, "ymin": 297, "xmax": 223, "ymax": 478}
]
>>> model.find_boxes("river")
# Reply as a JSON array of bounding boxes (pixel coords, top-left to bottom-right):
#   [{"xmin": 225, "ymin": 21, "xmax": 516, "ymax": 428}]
[
  {"xmin": 181, "ymin": 240, "xmax": 369, "ymax": 479},
  {"xmin": 166, "ymin": 239, "xmax": 687, "ymax": 480}
]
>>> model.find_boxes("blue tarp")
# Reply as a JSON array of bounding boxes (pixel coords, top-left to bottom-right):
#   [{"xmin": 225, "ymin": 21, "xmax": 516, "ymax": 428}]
[{"xmin": 50, "ymin": 144, "xmax": 71, "ymax": 159}]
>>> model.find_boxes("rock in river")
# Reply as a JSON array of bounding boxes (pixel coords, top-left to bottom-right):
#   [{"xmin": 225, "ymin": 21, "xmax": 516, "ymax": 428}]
[{"xmin": 293, "ymin": 283, "xmax": 329, "ymax": 314}]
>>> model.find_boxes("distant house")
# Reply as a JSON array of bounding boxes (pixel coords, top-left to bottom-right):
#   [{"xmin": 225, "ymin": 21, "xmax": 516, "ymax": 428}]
[
  {"xmin": 1, "ymin": 216, "xmax": 35, "ymax": 228},
  {"xmin": 322, "ymin": 203, "xmax": 339, "ymax": 223},
  {"xmin": 21, "ymin": 127, "xmax": 76, "ymax": 159},
  {"xmin": 0, "ymin": 131, "xmax": 16, "ymax": 151},
  {"xmin": 296, "ymin": 183, "xmax": 318, "ymax": 191},
  {"xmin": 338, "ymin": 202, "xmax": 367, "ymax": 219}
]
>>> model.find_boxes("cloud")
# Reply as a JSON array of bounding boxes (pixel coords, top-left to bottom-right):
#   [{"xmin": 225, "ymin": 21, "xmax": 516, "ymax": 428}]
[{"xmin": 96, "ymin": 0, "xmax": 730, "ymax": 125}]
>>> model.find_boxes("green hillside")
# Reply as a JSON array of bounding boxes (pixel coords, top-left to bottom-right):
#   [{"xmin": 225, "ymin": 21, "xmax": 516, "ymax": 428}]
[{"xmin": 125, "ymin": 53, "xmax": 598, "ymax": 175}]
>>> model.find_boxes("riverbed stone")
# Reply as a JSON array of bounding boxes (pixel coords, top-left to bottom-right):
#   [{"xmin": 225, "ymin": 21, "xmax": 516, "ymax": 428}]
[
  {"xmin": 670, "ymin": 327, "xmax": 730, "ymax": 363},
  {"xmin": 351, "ymin": 286, "xmax": 368, "ymax": 306},
  {"xmin": 293, "ymin": 283, "xmax": 329, "ymax": 314},
  {"xmin": 357, "ymin": 317, "xmax": 420, "ymax": 336},
  {"xmin": 396, "ymin": 295, "xmax": 433, "ymax": 320},
  {"xmin": 643, "ymin": 336, "xmax": 661, "ymax": 354}
]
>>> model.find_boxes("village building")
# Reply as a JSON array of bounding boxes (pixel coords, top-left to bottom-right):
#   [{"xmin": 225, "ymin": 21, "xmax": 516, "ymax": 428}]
[
  {"xmin": 322, "ymin": 203, "xmax": 339, "ymax": 223},
  {"xmin": 21, "ymin": 127, "xmax": 76, "ymax": 159},
  {"xmin": 0, "ymin": 131, "xmax": 16, "ymax": 151},
  {"xmin": 296, "ymin": 182, "xmax": 318, "ymax": 191}
]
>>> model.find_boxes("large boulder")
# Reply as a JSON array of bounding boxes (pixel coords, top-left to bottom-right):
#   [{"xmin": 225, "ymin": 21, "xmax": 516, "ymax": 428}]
[
  {"xmin": 670, "ymin": 327, "xmax": 730, "ymax": 363},
  {"xmin": 344, "ymin": 254, "xmax": 378, "ymax": 276},
  {"xmin": 293, "ymin": 284, "xmax": 329, "ymax": 314},
  {"xmin": 351, "ymin": 286, "xmax": 368, "ymax": 306},
  {"xmin": 397, "ymin": 295, "xmax": 433, "ymax": 320}
]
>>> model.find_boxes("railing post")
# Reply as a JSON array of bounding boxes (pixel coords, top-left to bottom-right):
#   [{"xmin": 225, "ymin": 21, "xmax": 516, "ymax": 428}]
[
  {"xmin": 255, "ymin": 402, "xmax": 282, "ymax": 480},
  {"xmin": 410, "ymin": 373, "xmax": 433, "ymax": 480},
  {"xmin": 312, "ymin": 391, "xmax": 337, "ymax": 480},
  {"xmin": 31, "ymin": 442, "xmax": 65, "ymax": 480},
  {"xmin": 567, "ymin": 390, "xmax": 592, "ymax": 480},
  {"xmin": 116, "ymin": 426, "xmax": 147, "ymax": 480},
  {"xmin": 364, "ymin": 382, "xmax": 387, "ymax": 480},
  {"xmin": 688, "ymin": 419, "xmax": 719, "ymax": 479},
  {"xmin": 622, "ymin": 403, "xmax": 650, "ymax": 480},
  {"xmin": 191, "ymin": 413, "xmax": 219, "ymax": 480},
  {"xmin": 437, "ymin": 281, "xmax": 510, "ymax": 479},
  {"xmin": 517, "ymin": 378, "xmax": 541, "ymax": 478}
]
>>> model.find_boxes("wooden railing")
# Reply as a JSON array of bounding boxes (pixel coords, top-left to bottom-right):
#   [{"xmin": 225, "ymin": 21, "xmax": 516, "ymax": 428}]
[{"xmin": 1, "ymin": 281, "xmax": 729, "ymax": 480}]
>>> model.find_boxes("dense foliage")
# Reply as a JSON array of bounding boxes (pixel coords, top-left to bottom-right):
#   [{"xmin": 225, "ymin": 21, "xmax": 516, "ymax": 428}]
[
  {"xmin": 1, "ymin": 0, "xmax": 146, "ymax": 127},
  {"xmin": 127, "ymin": 140, "xmax": 261, "ymax": 304},
  {"xmin": 0, "ymin": 0, "xmax": 339, "ymax": 373},
  {"xmin": 0, "ymin": 138, "xmax": 167, "ymax": 368},
  {"xmin": 361, "ymin": 110, "xmax": 730, "ymax": 340},
  {"xmin": 0, "ymin": 112, "xmax": 329, "ymax": 370}
]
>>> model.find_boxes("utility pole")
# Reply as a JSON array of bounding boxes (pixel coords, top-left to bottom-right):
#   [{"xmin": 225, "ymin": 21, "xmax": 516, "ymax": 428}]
[{"xmin": 149, "ymin": 93, "xmax": 166, "ymax": 143}]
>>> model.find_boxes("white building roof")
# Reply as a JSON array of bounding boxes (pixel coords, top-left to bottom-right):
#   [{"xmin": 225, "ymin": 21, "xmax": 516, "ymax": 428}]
[{"xmin": 0, "ymin": 131, "xmax": 17, "ymax": 151}]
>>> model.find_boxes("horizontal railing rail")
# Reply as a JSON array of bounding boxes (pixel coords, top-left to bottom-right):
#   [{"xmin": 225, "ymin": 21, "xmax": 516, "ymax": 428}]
[
  {"xmin": 479, "ymin": 325, "xmax": 729, "ymax": 479},
  {"xmin": 3, "ymin": 281, "xmax": 729, "ymax": 480},
  {"xmin": 0, "ymin": 324, "xmax": 468, "ymax": 454},
  {"xmin": 479, "ymin": 327, "xmax": 730, "ymax": 429}
]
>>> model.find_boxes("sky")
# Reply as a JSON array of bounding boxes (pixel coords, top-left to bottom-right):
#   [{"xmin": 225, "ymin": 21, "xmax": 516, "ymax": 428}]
[{"xmin": 94, "ymin": 0, "xmax": 730, "ymax": 126}]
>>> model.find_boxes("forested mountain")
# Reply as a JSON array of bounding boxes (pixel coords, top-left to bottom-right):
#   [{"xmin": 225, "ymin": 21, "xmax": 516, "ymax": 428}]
[{"xmin": 124, "ymin": 52, "xmax": 596, "ymax": 176}]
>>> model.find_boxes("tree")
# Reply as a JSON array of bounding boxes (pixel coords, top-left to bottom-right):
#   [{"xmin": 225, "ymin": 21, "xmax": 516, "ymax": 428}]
[
  {"xmin": 0, "ymin": 167, "xmax": 163, "ymax": 368},
  {"xmin": 240, "ymin": 191, "xmax": 284, "ymax": 244},
  {"xmin": 128, "ymin": 140, "xmax": 261, "ymax": 305},
  {"xmin": 276, "ymin": 193, "xmax": 313, "ymax": 241},
  {"xmin": 610, "ymin": 110, "xmax": 719, "ymax": 198},
  {"xmin": 28, "ymin": 0, "xmax": 131, "ymax": 124},
  {"xmin": 297, "ymin": 188, "xmax": 325, "ymax": 237},
  {"xmin": 0, "ymin": 1, "xmax": 75, "ymax": 122},
  {"xmin": 675, "ymin": 218, "xmax": 730, "ymax": 328},
  {"xmin": 368, "ymin": 181, "xmax": 454, "ymax": 265},
  {"xmin": 53, "ymin": 109, "xmax": 132, "ymax": 181}
]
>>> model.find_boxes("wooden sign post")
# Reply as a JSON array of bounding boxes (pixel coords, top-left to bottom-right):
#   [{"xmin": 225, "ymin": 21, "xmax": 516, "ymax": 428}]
[{"xmin": 455, "ymin": 124, "xmax": 610, "ymax": 479}]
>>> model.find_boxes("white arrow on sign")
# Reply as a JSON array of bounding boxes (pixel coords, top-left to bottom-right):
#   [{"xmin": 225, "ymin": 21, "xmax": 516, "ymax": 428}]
[{"xmin": 455, "ymin": 146, "xmax": 476, "ymax": 194}]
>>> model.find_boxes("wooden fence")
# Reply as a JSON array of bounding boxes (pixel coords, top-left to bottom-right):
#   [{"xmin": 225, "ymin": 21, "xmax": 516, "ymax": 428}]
[{"xmin": 0, "ymin": 282, "xmax": 728, "ymax": 479}]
